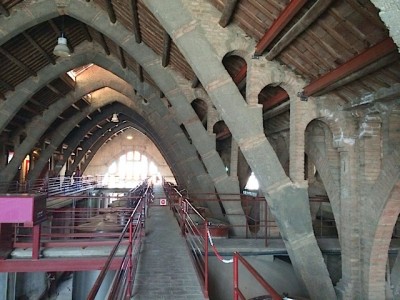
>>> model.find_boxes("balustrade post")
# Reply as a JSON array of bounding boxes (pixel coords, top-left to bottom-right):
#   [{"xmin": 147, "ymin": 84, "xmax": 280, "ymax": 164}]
[
  {"xmin": 32, "ymin": 224, "xmax": 41, "ymax": 260},
  {"xmin": 233, "ymin": 252, "xmax": 239, "ymax": 300},
  {"xmin": 127, "ymin": 220, "xmax": 133, "ymax": 298},
  {"xmin": 204, "ymin": 221, "xmax": 209, "ymax": 298}
]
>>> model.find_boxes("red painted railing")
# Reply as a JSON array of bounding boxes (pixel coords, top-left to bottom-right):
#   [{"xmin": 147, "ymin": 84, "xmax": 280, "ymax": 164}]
[
  {"xmin": 233, "ymin": 252, "xmax": 282, "ymax": 300},
  {"xmin": 87, "ymin": 185, "xmax": 151, "ymax": 300}
]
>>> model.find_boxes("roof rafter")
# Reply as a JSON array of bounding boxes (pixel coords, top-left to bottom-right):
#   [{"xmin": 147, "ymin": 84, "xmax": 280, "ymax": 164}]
[
  {"xmin": 304, "ymin": 38, "xmax": 397, "ymax": 96},
  {"xmin": 191, "ymin": 76, "xmax": 199, "ymax": 88},
  {"xmin": 0, "ymin": 78, "xmax": 14, "ymax": 91},
  {"xmin": 80, "ymin": 23, "xmax": 93, "ymax": 42},
  {"xmin": 262, "ymin": 89, "xmax": 289, "ymax": 111},
  {"xmin": 162, "ymin": 31, "xmax": 171, "ymax": 67},
  {"xmin": 130, "ymin": 0, "xmax": 142, "ymax": 43},
  {"xmin": 255, "ymin": 0, "xmax": 307, "ymax": 56},
  {"xmin": 0, "ymin": 47, "xmax": 36, "ymax": 76},
  {"xmin": 118, "ymin": 47, "xmax": 127, "ymax": 69},
  {"xmin": 314, "ymin": 51, "xmax": 399, "ymax": 96},
  {"xmin": 22, "ymin": 31, "xmax": 55, "ymax": 65},
  {"xmin": 219, "ymin": 0, "xmax": 240, "ymax": 28},
  {"xmin": 138, "ymin": 64, "xmax": 144, "ymax": 82},
  {"xmin": 99, "ymin": 33, "xmax": 110, "ymax": 55},
  {"xmin": 266, "ymin": 0, "xmax": 334, "ymax": 60},
  {"xmin": 105, "ymin": 0, "xmax": 117, "ymax": 23},
  {"xmin": 0, "ymin": 4, "xmax": 9, "ymax": 17},
  {"xmin": 46, "ymin": 84, "xmax": 63, "ymax": 97}
]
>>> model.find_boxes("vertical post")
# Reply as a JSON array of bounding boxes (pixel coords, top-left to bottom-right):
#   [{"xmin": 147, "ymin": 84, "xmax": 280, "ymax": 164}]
[
  {"xmin": 233, "ymin": 252, "xmax": 239, "ymax": 300},
  {"xmin": 32, "ymin": 224, "xmax": 41, "ymax": 260},
  {"xmin": 265, "ymin": 201, "xmax": 268, "ymax": 247},
  {"xmin": 204, "ymin": 221, "xmax": 209, "ymax": 298},
  {"xmin": 245, "ymin": 196, "xmax": 248, "ymax": 238},
  {"xmin": 127, "ymin": 219, "xmax": 133, "ymax": 298},
  {"xmin": 181, "ymin": 200, "xmax": 186, "ymax": 236}
]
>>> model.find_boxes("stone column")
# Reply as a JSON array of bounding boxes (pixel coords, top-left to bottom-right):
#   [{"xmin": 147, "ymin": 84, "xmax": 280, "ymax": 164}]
[{"xmin": 230, "ymin": 139, "xmax": 238, "ymax": 178}]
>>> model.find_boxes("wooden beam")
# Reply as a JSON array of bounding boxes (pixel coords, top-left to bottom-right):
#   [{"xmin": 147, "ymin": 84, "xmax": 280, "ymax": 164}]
[
  {"xmin": 0, "ymin": 47, "xmax": 36, "ymax": 76},
  {"xmin": 0, "ymin": 5, "xmax": 10, "ymax": 17},
  {"xmin": 262, "ymin": 89, "xmax": 289, "ymax": 111},
  {"xmin": 314, "ymin": 51, "xmax": 399, "ymax": 96},
  {"xmin": 0, "ymin": 78, "xmax": 14, "ymax": 91},
  {"xmin": 233, "ymin": 64, "xmax": 247, "ymax": 85},
  {"xmin": 255, "ymin": 0, "xmax": 307, "ymax": 56},
  {"xmin": 191, "ymin": 76, "xmax": 199, "ymax": 88},
  {"xmin": 99, "ymin": 33, "xmax": 110, "ymax": 55},
  {"xmin": 22, "ymin": 105, "xmax": 40, "ymax": 115},
  {"xmin": 105, "ymin": 0, "xmax": 117, "ymax": 23},
  {"xmin": 266, "ymin": 0, "xmax": 334, "ymax": 60},
  {"xmin": 304, "ymin": 38, "xmax": 397, "ymax": 96},
  {"xmin": 219, "ymin": 0, "xmax": 240, "ymax": 28},
  {"xmin": 138, "ymin": 64, "xmax": 144, "ymax": 82},
  {"xmin": 23, "ymin": 31, "xmax": 55, "ymax": 65},
  {"xmin": 80, "ymin": 23, "xmax": 93, "ymax": 42},
  {"xmin": 46, "ymin": 84, "xmax": 63, "ymax": 96},
  {"xmin": 162, "ymin": 31, "xmax": 171, "ymax": 67},
  {"xmin": 30, "ymin": 98, "xmax": 48, "ymax": 109},
  {"xmin": 130, "ymin": 0, "xmax": 142, "ymax": 43},
  {"xmin": 118, "ymin": 47, "xmax": 126, "ymax": 69}
]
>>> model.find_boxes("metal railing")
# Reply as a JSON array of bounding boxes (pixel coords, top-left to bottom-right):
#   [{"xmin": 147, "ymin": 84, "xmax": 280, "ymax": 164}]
[
  {"xmin": 164, "ymin": 185, "xmax": 337, "ymax": 242},
  {"xmin": 164, "ymin": 184, "xmax": 285, "ymax": 299},
  {"xmin": 233, "ymin": 252, "xmax": 282, "ymax": 300},
  {"xmin": 86, "ymin": 185, "xmax": 151, "ymax": 300},
  {"xmin": 176, "ymin": 195, "xmax": 209, "ymax": 298}
]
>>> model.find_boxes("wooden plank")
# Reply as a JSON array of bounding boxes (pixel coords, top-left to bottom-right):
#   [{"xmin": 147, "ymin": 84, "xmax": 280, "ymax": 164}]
[{"xmin": 219, "ymin": 0, "xmax": 240, "ymax": 28}]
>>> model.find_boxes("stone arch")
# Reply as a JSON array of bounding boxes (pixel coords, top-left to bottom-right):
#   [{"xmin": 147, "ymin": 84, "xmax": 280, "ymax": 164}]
[
  {"xmin": 0, "ymin": 3, "xmax": 246, "ymax": 238},
  {"xmin": 85, "ymin": 132, "xmax": 168, "ymax": 178},
  {"xmin": 24, "ymin": 90, "xmax": 204, "ymax": 195},
  {"xmin": 143, "ymin": 1, "xmax": 335, "ymax": 296}
]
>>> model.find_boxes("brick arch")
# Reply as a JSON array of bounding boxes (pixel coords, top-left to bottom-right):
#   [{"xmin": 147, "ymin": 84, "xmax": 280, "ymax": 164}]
[
  {"xmin": 361, "ymin": 149, "xmax": 400, "ymax": 298},
  {"xmin": 366, "ymin": 181, "xmax": 400, "ymax": 299}
]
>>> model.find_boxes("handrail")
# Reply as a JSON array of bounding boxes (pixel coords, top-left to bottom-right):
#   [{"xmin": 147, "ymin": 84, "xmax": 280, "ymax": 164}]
[
  {"xmin": 164, "ymin": 183, "xmax": 289, "ymax": 300},
  {"xmin": 86, "ymin": 184, "xmax": 150, "ymax": 300},
  {"xmin": 233, "ymin": 252, "xmax": 282, "ymax": 300}
]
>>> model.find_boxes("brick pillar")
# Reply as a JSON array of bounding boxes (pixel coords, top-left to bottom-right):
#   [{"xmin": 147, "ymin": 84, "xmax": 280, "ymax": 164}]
[
  {"xmin": 335, "ymin": 143, "xmax": 362, "ymax": 299},
  {"xmin": 359, "ymin": 115, "xmax": 382, "ymax": 184},
  {"xmin": 289, "ymin": 91, "xmax": 308, "ymax": 183}
]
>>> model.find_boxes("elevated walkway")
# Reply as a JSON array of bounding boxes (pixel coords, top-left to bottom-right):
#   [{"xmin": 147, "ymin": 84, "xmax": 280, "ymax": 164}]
[{"xmin": 132, "ymin": 184, "xmax": 205, "ymax": 299}]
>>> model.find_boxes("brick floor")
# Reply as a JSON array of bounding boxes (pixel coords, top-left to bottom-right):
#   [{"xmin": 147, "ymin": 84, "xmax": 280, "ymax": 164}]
[{"xmin": 131, "ymin": 185, "xmax": 205, "ymax": 300}]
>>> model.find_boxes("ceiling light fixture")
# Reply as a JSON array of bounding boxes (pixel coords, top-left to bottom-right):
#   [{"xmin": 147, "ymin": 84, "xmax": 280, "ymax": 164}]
[
  {"xmin": 53, "ymin": 35, "xmax": 71, "ymax": 57},
  {"xmin": 53, "ymin": 16, "xmax": 71, "ymax": 57},
  {"xmin": 111, "ymin": 113, "xmax": 119, "ymax": 123}
]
